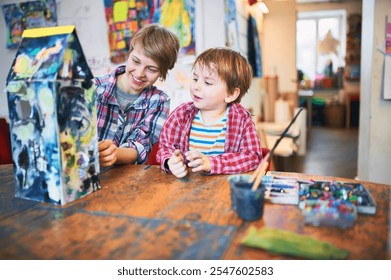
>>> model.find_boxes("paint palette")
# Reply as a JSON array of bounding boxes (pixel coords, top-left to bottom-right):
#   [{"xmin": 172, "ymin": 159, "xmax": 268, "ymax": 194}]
[
  {"xmin": 261, "ymin": 175, "xmax": 299, "ymax": 205},
  {"xmin": 298, "ymin": 181, "xmax": 377, "ymax": 215}
]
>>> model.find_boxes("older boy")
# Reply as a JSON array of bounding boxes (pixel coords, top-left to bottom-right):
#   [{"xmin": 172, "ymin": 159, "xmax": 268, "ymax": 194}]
[{"xmin": 95, "ymin": 24, "xmax": 180, "ymax": 167}]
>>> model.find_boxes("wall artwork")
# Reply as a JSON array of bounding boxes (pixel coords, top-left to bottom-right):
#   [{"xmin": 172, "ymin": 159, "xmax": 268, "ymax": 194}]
[
  {"xmin": 1, "ymin": 0, "xmax": 57, "ymax": 49},
  {"xmin": 6, "ymin": 26, "xmax": 100, "ymax": 205},
  {"xmin": 103, "ymin": 0, "xmax": 152, "ymax": 64},
  {"xmin": 224, "ymin": 0, "xmax": 240, "ymax": 50},
  {"xmin": 103, "ymin": 0, "xmax": 195, "ymax": 63},
  {"xmin": 158, "ymin": 0, "xmax": 195, "ymax": 57},
  {"xmin": 248, "ymin": 15, "xmax": 263, "ymax": 77}
]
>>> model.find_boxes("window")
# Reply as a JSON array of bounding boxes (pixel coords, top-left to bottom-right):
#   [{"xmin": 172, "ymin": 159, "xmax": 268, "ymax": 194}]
[{"xmin": 296, "ymin": 10, "xmax": 346, "ymax": 86}]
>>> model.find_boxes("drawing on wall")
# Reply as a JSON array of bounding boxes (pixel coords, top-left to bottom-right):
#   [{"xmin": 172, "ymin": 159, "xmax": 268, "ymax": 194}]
[
  {"xmin": 248, "ymin": 16, "xmax": 263, "ymax": 77},
  {"xmin": 224, "ymin": 0, "xmax": 240, "ymax": 50},
  {"xmin": 159, "ymin": 0, "xmax": 195, "ymax": 56},
  {"xmin": 1, "ymin": 0, "xmax": 57, "ymax": 49},
  {"xmin": 6, "ymin": 25, "xmax": 100, "ymax": 205},
  {"xmin": 104, "ymin": 0, "xmax": 152, "ymax": 63},
  {"xmin": 103, "ymin": 0, "xmax": 195, "ymax": 63}
]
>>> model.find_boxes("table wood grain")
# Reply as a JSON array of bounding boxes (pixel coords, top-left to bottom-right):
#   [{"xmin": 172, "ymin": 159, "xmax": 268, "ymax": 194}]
[{"xmin": 0, "ymin": 164, "xmax": 390, "ymax": 259}]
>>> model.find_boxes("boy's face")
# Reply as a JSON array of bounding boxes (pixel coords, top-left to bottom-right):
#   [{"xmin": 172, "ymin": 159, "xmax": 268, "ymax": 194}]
[
  {"xmin": 123, "ymin": 43, "xmax": 161, "ymax": 94},
  {"xmin": 190, "ymin": 63, "xmax": 231, "ymax": 115}
]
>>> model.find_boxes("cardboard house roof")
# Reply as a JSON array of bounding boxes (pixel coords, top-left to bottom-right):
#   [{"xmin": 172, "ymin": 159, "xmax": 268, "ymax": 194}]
[{"xmin": 7, "ymin": 25, "xmax": 93, "ymax": 83}]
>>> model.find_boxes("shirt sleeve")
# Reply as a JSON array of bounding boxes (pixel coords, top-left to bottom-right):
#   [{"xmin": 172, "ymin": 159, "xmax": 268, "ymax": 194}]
[
  {"xmin": 156, "ymin": 106, "xmax": 185, "ymax": 172},
  {"xmin": 128, "ymin": 98, "xmax": 170, "ymax": 164}
]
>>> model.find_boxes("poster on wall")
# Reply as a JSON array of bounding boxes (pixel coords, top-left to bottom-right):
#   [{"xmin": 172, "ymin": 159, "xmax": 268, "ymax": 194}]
[
  {"xmin": 224, "ymin": 0, "xmax": 240, "ymax": 50},
  {"xmin": 248, "ymin": 16, "xmax": 263, "ymax": 77},
  {"xmin": 1, "ymin": 0, "xmax": 57, "ymax": 49},
  {"xmin": 103, "ymin": 0, "xmax": 152, "ymax": 64},
  {"xmin": 103, "ymin": 0, "xmax": 195, "ymax": 63},
  {"xmin": 158, "ymin": 0, "xmax": 195, "ymax": 57}
]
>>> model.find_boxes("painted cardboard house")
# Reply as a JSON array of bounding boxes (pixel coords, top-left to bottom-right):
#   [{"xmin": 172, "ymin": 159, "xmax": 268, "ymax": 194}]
[{"xmin": 6, "ymin": 25, "xmax": 100, "ymax": 205}]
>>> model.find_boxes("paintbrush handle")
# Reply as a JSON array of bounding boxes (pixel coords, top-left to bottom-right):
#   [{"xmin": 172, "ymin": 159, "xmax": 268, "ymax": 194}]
[
  {"xmin": 250, "ymin": 107, "xmax": 304, "ymax": 191},
  {"xmin": 250, "ymin": 153, "xmax": 269, "ymax": 182},
  {"xmin": 250, "ymin": 153, "xmax": 270, "ymax": 191}
]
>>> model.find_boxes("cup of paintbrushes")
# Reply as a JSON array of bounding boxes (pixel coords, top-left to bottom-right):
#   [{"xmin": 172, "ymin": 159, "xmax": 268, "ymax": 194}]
[{"xmin": 228, "ymin": 174, "xmax": 266, "ymax": 221}]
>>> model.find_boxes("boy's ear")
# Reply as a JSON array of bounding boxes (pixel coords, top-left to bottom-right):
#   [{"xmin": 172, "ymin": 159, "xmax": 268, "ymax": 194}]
[{"xmin": 225, "ymin": 87, "xmax": 240, "ymax": 103}]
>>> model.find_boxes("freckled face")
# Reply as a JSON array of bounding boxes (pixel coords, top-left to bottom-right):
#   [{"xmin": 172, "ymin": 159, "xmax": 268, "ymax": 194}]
[
  {"xmin": 120, "ymin": 43, "xmax": 161, "ymax": 94},
  {"xmin": 190, "ymin": 63, "xmax": 230, "ymax": 115}
]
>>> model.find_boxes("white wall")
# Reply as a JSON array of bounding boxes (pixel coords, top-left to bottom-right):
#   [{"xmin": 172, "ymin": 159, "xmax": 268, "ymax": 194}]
[
  {"xmin": 262, "ymin": 0, "xmax": 297, "ymax": 93},
  {"xmin": 358, "ymin": 0, "xmax": 391, "ymax": 184}
]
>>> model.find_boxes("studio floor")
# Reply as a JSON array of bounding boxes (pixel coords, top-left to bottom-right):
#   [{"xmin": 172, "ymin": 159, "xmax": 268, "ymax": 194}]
[{"xmin": 274, "ymin": 126, "xmax": 359, "ymax": 179}]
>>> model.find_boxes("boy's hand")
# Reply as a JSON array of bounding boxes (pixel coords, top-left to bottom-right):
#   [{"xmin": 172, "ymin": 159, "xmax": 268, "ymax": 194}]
[
  {"xmin": 168, "ymin": 149, "xmax": 187, "ymax": 178},
  {"xmin": 98, "ymin": 139, "xmax": 118, "ymax": 167},
  {"xmin": 185, "ymin": 150, "xmax": 211, "ymax": 173}
]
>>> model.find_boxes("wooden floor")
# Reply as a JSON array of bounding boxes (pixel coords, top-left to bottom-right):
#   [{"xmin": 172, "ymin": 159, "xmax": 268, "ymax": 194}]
[{"xmin": 275, "ymin": 126, "xmax": 359, "ymax": 179}]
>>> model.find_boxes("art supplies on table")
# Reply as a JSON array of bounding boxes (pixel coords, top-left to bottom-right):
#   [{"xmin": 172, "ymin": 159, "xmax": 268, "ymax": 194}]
[
  {"xmin": 260, "ymin": 173, "xmax": 377, "ymax": 229},
  {"xmin": 302, "ymin": 199, "xmax": 357, "ymax": 229},
  {"xmin": 298, "ymin": 180, "xmax": 377, "ymax": 228},
  {"xmin": 298, "ymin": 180, "xmax": 377, "ymax": 214},
  {"xmin": 261, "ymin": 175, "xmax": 299, "ymax": 205}
]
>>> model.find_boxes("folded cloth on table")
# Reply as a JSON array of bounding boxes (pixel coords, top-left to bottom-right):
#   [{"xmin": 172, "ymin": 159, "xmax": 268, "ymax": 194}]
[{"xmin": 241, "ymin": 226, "xmax": 349, "ymax": 260}]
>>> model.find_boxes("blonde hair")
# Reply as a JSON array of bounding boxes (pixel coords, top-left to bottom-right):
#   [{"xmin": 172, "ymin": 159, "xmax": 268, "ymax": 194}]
[
  {"xmin": 193, "ymin": 47, "xmax": 253, "ymax": 103},
  {"xmin": 129, "ymin": 24, "xmax": 180, "ymax": 80}
]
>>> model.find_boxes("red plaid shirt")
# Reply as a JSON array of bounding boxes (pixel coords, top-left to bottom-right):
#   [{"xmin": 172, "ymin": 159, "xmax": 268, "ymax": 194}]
[
  {"xmin": 157, "ymin": 102, "xmax": 262, "ymax": 174},
  {"xmin": 95, "ymin": 66, "xmax": 170, "ymax": 164}
]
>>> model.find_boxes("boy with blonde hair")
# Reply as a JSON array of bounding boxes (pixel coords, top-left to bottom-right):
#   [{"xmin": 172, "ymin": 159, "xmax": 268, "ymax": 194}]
[{"xmin": 95, "ymin": 24, "xmax": 180, "ymax": 167}]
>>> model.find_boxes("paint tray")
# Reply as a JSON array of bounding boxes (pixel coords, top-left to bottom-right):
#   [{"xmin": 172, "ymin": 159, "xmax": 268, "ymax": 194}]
[
  {"xmin": 261, "ymin": 175, "xmax": 299, "ymax": 205},
  {"xmin": 302, "ymin": 199, "xmax": 357, "ymax": 229},
  {"xmin": 298, "ymin": 181, "xmax": 376, "ymax": 215}
]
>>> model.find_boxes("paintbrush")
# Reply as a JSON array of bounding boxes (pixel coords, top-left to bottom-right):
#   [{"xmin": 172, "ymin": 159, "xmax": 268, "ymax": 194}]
[{"xmin": 250, "ymin": 107, "xmax": 304, "ymax": 191}]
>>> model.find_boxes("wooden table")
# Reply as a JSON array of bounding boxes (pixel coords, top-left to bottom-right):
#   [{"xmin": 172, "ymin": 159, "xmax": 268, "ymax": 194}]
[{"xmin": 0, "ymin": 164, "xmax": 390, "ymax": 260}]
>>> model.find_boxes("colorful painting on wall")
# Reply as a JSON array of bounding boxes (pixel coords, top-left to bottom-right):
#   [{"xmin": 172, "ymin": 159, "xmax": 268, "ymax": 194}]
[
  {"xmin": 1, "ymin": 0, "xmax": 57, "ymax": 49},
  {"xmin": 6, "ymin": 26, "xmax": 100, "ymax": 206},
  {"xmin": 103, "ymin": 0, "xmax": 195, "ymax": 63},
  {"xmin": 103, "ymin": 0, "xmax": 152, "ymax": 64},
  {"xmin": 158, "ymin": 0, "xmax": 195, "ymax": 57}
]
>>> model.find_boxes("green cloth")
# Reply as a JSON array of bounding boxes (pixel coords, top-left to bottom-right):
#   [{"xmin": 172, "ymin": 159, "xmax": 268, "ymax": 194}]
[{"xmin": 241, "ymin": 227, "xmax": 349, "ymax": 260}]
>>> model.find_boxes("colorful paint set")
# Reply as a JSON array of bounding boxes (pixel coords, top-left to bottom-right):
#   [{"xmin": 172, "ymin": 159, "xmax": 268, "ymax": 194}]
[
  {"xmin": 257, "ymin": 172, "xmax": 377, "ymax": 228},
  {"xmin": 298, "ymin": 180, "xmax": 376, "ymax": 228},
  {"xmin": 6, "ymin": 25, "xmax": 100, "ymax": 205},
  {"xmin": 298, "ymin": 180, "xmax": 377, "ymax": 214}
]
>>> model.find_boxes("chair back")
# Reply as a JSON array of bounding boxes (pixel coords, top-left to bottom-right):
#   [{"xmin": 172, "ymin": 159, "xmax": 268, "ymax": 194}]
[
  {"xmin": 0, "ymin": 118, "xmax": 12, "ymax": 164},
  {"xmin": 145, "ymin": 141, "xmax": 160, "ymax": 165}
]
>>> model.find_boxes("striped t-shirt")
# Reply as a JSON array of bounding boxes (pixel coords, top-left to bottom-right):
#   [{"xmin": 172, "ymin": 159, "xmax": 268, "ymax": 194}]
[{"xmin": 189, "ymin": 108, "xmax": 229, "ymax": 156}]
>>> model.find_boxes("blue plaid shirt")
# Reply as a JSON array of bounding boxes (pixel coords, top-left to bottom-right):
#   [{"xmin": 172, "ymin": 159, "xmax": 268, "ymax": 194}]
[{"xmin": 94, "ymin": 66, "xmax": 170, "ymax": 164}]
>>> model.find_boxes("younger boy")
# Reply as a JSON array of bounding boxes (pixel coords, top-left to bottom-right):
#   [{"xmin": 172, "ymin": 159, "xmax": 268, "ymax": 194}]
[
  {"xmin": 95, "ymin": 24, "xmax": 180, "ymax": 167},
  {"xmin": 157, "ymin": 47, "xmax": 262, "ymax": 178}
]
